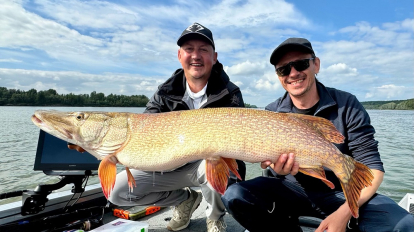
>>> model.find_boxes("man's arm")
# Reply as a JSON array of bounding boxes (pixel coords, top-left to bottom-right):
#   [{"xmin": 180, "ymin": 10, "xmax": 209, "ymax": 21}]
[
  {"xmin": 144, "ymin": 91, "xmax": 164, "ymax": 113},
  {"xmin": 315, "ymin": 169, "xmax": 383, "ymax": 232}
]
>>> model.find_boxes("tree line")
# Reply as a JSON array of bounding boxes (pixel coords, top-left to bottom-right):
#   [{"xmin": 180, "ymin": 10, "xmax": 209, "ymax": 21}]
[
  {"xmin": 0, "ymin": 87, "xmax": 149, "ymax": 107},
  {"xmin": 1, "ymin": 86, "xmax": 411, "ymax": 109},
  {"xmin": 361, "ymin": 99, "xmax": 414, "ymax": 110}
]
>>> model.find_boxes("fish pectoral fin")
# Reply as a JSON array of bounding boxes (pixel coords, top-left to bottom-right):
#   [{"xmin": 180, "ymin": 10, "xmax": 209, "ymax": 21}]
[
  {"xmin": 67, "ymin": 143, "xmax": 86, "ymax": 153},
  {"xmin": 206, "ymin": 157, "xmax": 231, "ymax": 195},
  {"xmin": 98, "ymin": 155, "xmax": 118, "ymax": 199},
  {"xmin": 221, "ymin": 157, "xmax": 242, "ymax": 180},
  {"xmin": 125, "ymin": 167, "xmax": 136, "ymax": 193},
  {"xmin": 299, "ymin": 165, "xmax": 335, "ymax": 189}
]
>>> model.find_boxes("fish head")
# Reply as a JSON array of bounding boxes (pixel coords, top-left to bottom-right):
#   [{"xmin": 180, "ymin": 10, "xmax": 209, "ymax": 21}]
[{"xmin": 32, "ymin": 110, "xmax": 129, "ymax": 158}]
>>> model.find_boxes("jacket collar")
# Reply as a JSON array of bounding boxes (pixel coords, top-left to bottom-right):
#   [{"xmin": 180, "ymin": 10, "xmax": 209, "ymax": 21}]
[
  {"xmin": 158, "ymin": 61, "xmax": 229, "ymax": 101},
  {"xmin": 277, "ymin": 81, "xmax": 336, "ymax": 114}
]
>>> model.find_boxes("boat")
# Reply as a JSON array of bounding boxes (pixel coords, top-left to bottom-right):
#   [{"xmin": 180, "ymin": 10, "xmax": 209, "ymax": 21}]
[
  {"xmin": 398, "ymin": 193, "xmax": 414, "ymax": 215},
  {"xmin": 0, "ymin": 130, "xmax": 412, "ymax": 231}
]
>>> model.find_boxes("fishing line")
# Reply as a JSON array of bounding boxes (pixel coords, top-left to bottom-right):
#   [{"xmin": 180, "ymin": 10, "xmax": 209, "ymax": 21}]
[
  {"xmin": 62, "ymin": 175, "xmax": 89, "ymax": 212},
  {"xmin": 69, "ymin": 175, "xmax": 89, "ymax": 207},
  {"xmin": 153, "ymin": 171, "xmax": 155, "ymax": 186},
  {"xmin": 267, "ymin": 202, "xmax": 275, "ymax": 213}
]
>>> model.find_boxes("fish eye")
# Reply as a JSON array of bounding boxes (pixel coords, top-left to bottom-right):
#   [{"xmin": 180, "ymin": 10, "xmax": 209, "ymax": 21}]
[{"xmin": 75, "ymin": 113, "xmax": 84, "ymax": 120}]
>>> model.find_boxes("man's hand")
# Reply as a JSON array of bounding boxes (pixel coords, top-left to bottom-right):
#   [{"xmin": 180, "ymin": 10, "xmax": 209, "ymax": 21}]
[
  {"xmin": 261, "ymin": 153, "xmax": 299, "ymax": 176},
  {"xmin": 315, "ymin": 203, "xmax": 351, "ymax": 232}
]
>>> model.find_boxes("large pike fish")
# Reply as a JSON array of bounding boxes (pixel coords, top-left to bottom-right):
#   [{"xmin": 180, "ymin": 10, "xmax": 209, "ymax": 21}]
[{"xmin": 31, "ymin": 108, "xmax": 373, "ymax": 218}]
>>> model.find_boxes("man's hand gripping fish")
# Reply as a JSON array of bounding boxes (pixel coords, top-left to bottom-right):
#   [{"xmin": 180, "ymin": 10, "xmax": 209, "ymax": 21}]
[{"xmin": 31, "ymin": 108, "xmax": 373, "ymax": 218}]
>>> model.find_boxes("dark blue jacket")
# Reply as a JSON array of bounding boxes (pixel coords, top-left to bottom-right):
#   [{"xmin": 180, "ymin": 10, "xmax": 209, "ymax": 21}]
[{"xmin": 265, "ymin": 81, "xmax": 383, "ymax": 191}]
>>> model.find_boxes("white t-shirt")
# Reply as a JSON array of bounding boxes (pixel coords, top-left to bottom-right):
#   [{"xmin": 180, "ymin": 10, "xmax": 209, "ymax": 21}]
[{"xmin": 185, "ymin": 82, "xmax": 208, "ymax": 109}]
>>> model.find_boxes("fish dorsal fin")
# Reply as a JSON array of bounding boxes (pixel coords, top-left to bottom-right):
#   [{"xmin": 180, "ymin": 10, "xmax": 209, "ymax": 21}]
[{"xmin": 288, "ymin": 113, "xmax": 345, "ymax": 144}]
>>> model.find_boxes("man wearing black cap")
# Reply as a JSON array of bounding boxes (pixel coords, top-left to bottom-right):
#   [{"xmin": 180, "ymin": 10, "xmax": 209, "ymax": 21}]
[
  {"xmin": 108, "ymin": 22, "xmax": 245, "ymax": 232},
  {"xmin": 222, "ymin": 38, "xmax": 414, "ymax": 232}
]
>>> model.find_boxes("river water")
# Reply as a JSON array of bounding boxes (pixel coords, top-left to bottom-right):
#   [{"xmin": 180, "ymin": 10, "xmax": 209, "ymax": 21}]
[{"xmin": 0, "ymin": 106, "xmax": 413, "ymax": 205}]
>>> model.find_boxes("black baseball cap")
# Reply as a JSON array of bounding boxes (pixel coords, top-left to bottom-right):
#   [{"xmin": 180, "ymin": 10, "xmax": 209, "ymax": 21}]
[
  {"xmin": 177, "ymin": 22, "xmax": 215, "ymax": 49},
  {"xmin": 270, "ymin": 38, "xmax": 315, "ymax": 65}
]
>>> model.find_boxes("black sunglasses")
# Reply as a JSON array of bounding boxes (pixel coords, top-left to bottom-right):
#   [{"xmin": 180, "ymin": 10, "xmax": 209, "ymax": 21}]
[{"xmin": 276, "ymin": 58, "xmax": 314, "ymax": 76}]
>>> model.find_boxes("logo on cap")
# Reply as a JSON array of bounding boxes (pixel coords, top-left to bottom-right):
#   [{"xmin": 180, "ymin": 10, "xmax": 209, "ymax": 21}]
[{"xmin": 186, "ymin": 23, "xmax": 205, "ymax": 33}]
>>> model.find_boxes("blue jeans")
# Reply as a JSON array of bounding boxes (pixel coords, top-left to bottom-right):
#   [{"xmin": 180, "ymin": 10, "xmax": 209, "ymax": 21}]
[{"xmin": 222, "ymin": 176, "xmax": 414, "ymax": 232}]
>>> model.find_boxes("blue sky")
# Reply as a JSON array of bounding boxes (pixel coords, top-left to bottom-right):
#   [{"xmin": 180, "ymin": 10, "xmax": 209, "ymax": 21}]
[{"xmin": 1, "ymin": 0, "xmax": 413, "ymax": 107}]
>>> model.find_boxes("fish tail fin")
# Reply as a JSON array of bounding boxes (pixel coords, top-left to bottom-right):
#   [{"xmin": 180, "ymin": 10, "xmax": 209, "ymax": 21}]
[
  {"xmin": 125, "ymin": 167, "xmax": 136, "ymax": 193},
  {"xmin": 206, "ymin": 157, "xmax": 241, "ymax": 195},
  {"xmin": 339, "ymin": 157, "xmax": 374, "ymax": 218},
  {"xmin": 98, "ymin": 156, "xmax": 118, "ymax": 199}
]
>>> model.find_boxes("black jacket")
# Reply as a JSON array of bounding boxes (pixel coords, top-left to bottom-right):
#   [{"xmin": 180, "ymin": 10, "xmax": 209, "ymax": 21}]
[
  {"xmin": 144, "ymin": 61, "xmax": 246, "ymax": 182},
  {"xmin": 266, "ymin": 81, "xmax": 383, "ymax": 191},
  {"xmin": 145, "ymin": 61, "xmax": 244, "ymax": 113}
]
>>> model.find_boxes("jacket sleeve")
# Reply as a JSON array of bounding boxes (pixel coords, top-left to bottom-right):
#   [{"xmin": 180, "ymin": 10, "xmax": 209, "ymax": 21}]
[
  {"xmin": 345, "ymin": 95, "xmax": 384, "ymax": 172},
  {"xmin": 234, "ymin": 90, "xmax": 245, "ymax": 107},
  {"xmin": 227, "ymin": 81, "xmax": 245, "ymax": 107},
  {"xmin": 144, "ymin": 90, "xmax": 164, "ymax": 113}
]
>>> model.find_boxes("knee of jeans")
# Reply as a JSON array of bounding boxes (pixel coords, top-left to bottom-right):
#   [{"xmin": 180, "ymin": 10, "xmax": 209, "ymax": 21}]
[
  {"xmin": 107, "ymin": 189, "xmax": 124, "ymax": 205},
  {"xmin": 222, "ymin": 183, "xmax": 245, "ymax": 207},
  {"xmin": 107, "ymin": 187, "xmax": 135, "ymax": 206}
]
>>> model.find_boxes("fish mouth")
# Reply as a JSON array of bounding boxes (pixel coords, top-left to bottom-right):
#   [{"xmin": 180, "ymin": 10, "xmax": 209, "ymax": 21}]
[
  {"xmin": 31, "ymin": 112, "xmax": 73, "ymax": 140},
  {"xmin": 31, "ymin": 114, "xmax": 43, "ymax": 126}
]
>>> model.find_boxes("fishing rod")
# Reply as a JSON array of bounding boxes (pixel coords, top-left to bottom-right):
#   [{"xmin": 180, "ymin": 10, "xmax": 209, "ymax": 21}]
[
  {"xmin": 0, "ymin": 190, "xmax": 28, "ymax": 200},
  {"xmin": 0, "ymin": 206, "xmax": 105, "ymax": 232},
  {"xmin": 0, "ymin": 173, "xmax": 91, "ymax": 215}
]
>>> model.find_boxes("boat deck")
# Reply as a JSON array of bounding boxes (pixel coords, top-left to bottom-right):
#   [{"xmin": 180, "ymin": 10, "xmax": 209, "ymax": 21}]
[
  {"xmin": 102, "ymin": 187, "xmax": 321, "ymax": 232},
  {"xmin": 0, "ymin": 184, "xmax": 321, "ymax": 231}
]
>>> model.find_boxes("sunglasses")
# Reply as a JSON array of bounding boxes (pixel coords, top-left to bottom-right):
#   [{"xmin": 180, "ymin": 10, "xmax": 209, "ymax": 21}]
[{"xmin": 276, "ymin": 58, "xmax": 314, "ymax": 76}]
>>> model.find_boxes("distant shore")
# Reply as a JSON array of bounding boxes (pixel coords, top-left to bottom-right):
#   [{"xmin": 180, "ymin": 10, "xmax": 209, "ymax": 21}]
[
  {"xmin": 361, "ymin": 99, "xmax": 414, "ymax": 110},
  {"xmin": 0, "ymin": 86, "xmax": 412, "ymax": 109}
]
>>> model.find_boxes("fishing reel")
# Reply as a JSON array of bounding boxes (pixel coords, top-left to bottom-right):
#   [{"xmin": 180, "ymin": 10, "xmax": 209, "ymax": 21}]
[{"xmin": 21, "ymin": 190, "xmax": 49, "ymax": 215}]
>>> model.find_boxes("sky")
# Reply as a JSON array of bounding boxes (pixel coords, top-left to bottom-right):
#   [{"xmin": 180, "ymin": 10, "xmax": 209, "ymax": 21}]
[{"xmin": 0, "ymin": 0, "xmax": 413, "ymax": 107}]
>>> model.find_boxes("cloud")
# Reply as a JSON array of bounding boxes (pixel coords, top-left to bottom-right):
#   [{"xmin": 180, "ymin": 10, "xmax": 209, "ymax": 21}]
[
  {"xmin": 324, "ymin": 63, "xmax": 358, "ymax": 75},
  {"xmin": 315, "ymin": 19, "xmax": 413, "ymax": 102},
  {"xmin": 254, "ymin": 74, "xmax": 280, "ymax": 91},
  {"xmin": 365, "ymin": 84, "xmax": 412, "ymax": 100},
  {"xmin": 0, "ymin": 0, "xmax": 412, "ymax": 106},
  {"xmin": 34, "ymin": 0, "xmax": 140, "ymax": 30},
  {"xmin": 224, "ymin": 60, "xmax": 281, "ymax": 105},
  {"xmin": 0, "ymin": 1, "xmax": 102, "ymax": 61},
  {"xmin": 225, "ymin": 60, "xmax": 266, "ymax": 76},
  {"xmin": 382, "ymin": 18, "xmax": 414, "ymax": 32},
  {"xmin": 318, "ymin": 63, "xmax": 360, "ymax": 85},
  {"xmin": 224, "ymin": 60, "xmax": 281, "ymax": 91},
  {"xmin": 0, "ymin": 0, "xmax": 178, "ymax": 70},
  {"xmin": 0, "ymin": 59, "xmax": 22, "ymax": 63},
  {"xmin": 194, "ymin": 0, "xmax": 310, "ymax": 28}
]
